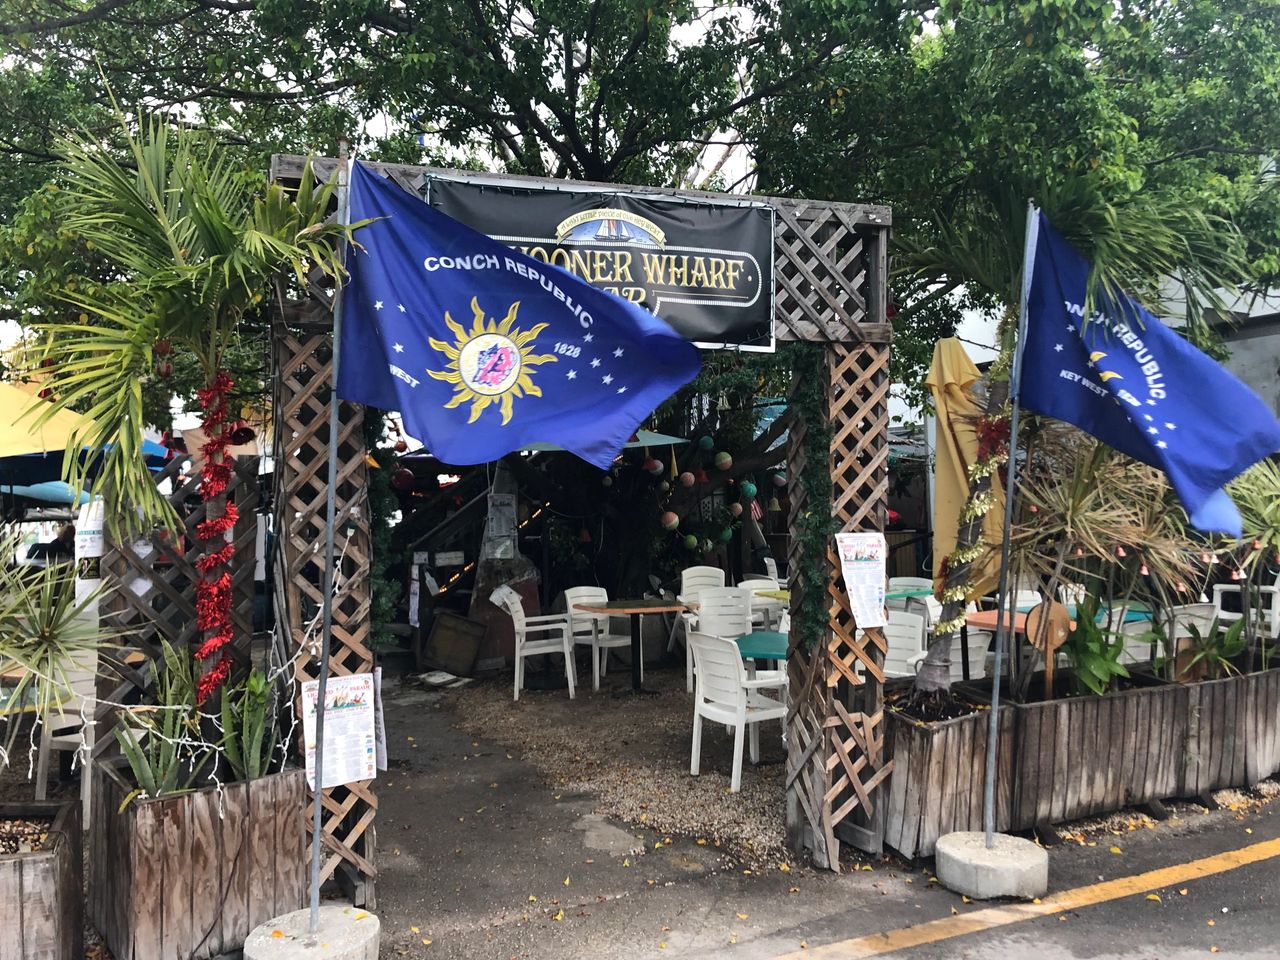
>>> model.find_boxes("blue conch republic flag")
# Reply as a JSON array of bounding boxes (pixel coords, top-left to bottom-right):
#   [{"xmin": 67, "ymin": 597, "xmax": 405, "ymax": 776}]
[
  {"xmin": 336, "ymin": 162, "xmax": 701, "ymax": 469},
  {"xmin": 1020, "ymin": 211, "xmax": 1280, "ymax": 536}
]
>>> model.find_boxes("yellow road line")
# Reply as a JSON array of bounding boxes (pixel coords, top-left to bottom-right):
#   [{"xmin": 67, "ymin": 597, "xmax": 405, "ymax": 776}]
[{"xmin": 772, "ymin": 835, "xmax": 1280, "ymax": 960}]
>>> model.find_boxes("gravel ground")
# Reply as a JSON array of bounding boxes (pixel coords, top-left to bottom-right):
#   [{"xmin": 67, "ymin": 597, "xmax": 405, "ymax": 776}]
[{"xmin": 450, "ymin": 662, "xmax": 790, "ymax": 868}]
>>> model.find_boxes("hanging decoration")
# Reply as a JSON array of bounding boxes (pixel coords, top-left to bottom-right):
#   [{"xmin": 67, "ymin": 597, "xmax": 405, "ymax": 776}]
[
  {"xmin": 392, "ymin": 467, "xmax": 416, "ymax": 490},
  {"xmin": 694, "ymin": 468, "xmax": 709, "ymax": 484},
  {"xmin": 679, "ymin": 471, "xmax": 696, "ymax": 488},
  {"xmin": 740, "ymin": 480, "xmax": 757, "ymax": 500},
  {"xmin": 729, "ymin": 502, "xmax": 743, "ymax": 518},
  {"xmin": 661, "ymin": 511, "xmax": 680, "ymax": 530},
  {"xmin": 767, "ymin": 496, "xmax": 782, "ymax": 512},
  {"xmin": 698, "ymin": 435, "xmax": 714, "ymax": 451},
  {"xmin": 683, "ymin": 534, "xmax": 698, "ymax": 551},
  {"xmin": 714, "ymin": 451, "xmax": 733, "ymax": 471},
  {"xmin": 191, "ymin": 368, "xmax": 238, "ymax": 703}
]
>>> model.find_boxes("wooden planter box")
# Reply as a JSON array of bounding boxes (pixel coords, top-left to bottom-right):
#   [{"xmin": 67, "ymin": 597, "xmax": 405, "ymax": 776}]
[
  {"xmin": 1184, "ymin": 669, "xmax": 1280, "ymax": 795},
  {"xmin": 89, "ymin": 760, "xmax": 307, "ymax": 960},
  {"xmin": 1008, "ymin": 678, "xmax": 1186, "ymax": 830},
  {"xmin": 0, "ymin": 800, "xmax": 83, "ymax": 960},
  {"xmin": 883, "ymin": 707, "xmax": 1015, "ymax": 858},
  {"xmin": 885, "ymin": 669, "xmax": 1280, "ymax": 858}
]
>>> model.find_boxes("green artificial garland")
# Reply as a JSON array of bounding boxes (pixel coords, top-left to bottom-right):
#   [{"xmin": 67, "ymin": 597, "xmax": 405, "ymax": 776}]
[{"xmin": 788, "ymin": 343, "xmax": 836, "ymax": 652}]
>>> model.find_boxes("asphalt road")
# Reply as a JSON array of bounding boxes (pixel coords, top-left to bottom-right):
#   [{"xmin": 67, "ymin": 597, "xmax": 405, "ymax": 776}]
[{"xmin": 372, "ymin": 676, "xmax": 1280, "ymax": 960}]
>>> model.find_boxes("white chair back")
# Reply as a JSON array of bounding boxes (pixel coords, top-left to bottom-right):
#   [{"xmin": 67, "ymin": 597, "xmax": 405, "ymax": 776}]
[
  {"xmin": 687, "ymin": 632, "xmax": 746, "ymax": 706},
  {"xmin": 696, "ymin": 587, "xmax": 753, "ymax": 638},
  {"xmin": 738, "ymin": 576, "xmax": 780, "ymax": 590},
  {"xmin": 883, "ymin": 610, "xmax": 926, "ymax": 678},
  {"xmin": 1160, "ymin": 602, "xmax": 1217, "ymax": 641},
  {"xmin": 764, "ymin": 557, "xmax": 779, "ymax": 580},
  {"xmin": 680, "ymin": 565, "xmax": 726, "ymax": 598},
  {"xmin": 564, "ymin": 586, "xmax": 609, "ymax": 638},
  {"xmin": 47, "ymin": 648, "xmax": 98, "ymax": 727},
  {"xmin": 1058, "ymin": 582, "xmax": 1087, "ymax": 606}
]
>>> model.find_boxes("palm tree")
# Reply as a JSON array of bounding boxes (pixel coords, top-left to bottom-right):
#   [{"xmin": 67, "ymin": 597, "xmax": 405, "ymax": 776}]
[
  {"xmin": 895, "ymin": 173, "xmax": 1249, "ymax": 700},
  {"xmin": 29, "ymin": 113, "xmax": 353, "ymax": 699}
]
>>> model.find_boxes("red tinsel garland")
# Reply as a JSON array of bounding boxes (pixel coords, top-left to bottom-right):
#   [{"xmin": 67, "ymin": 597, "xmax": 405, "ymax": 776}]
[{"xmin": 192, "ymin": 368, "xmax": 238, "ymax": 703}]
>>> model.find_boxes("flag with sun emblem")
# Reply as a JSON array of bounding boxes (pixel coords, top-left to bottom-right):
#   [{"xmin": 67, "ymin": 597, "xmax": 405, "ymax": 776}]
[
  {"xmin": 337, "ymin": 162, "xmax": 701, "ymax": 468},
  {"xmin": 1020, "ymin": 211, "xmax": 1280, "ymax": 536}
]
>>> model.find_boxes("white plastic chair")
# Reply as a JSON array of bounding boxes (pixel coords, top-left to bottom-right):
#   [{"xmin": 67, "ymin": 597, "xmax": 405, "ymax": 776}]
[
  {"xmin": 1213, "ymin": 572, "xmax": 1280, "ymax": 641},
  {"xmin": 739, "ymin": 576, "xmax": 783, "ymax": 630},
  {"xmin": 883, "ymin": 610, "xmax": 927, "ymax": 678},
  {"xmin": 492, "ymin": 586, "xmax": 575, "ymax": 702},
  {"xmin": 674, "ymin": 566, "xmax": 727, "ymax": 692},
  {"xmin": 35, "ymin": 647, "xmax": 98, "ymax": 826},
  {"xmin": 687, "ymin": 632, "xmax": 787, "ymax": 792},
  {"xmin": 1101, "ymin": 603, "xmax": 1159, "ymax": 665},
  {"xmin": 564, "ymin": 586, "xmax": 636, "ymax": 692},
  {"xmin": 694, "ymin": 586, "xmax": 753, "ymax": 639},
  {"xmin": 763, "ymin": 557, "xmax": 779, "ymax": 580}
]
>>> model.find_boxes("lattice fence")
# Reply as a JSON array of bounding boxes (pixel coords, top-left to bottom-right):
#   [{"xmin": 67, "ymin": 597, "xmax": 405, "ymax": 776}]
[
  {"xmin": 94, "ymin": 455, "xmax": 260, "ymax": 758},
  {"xmin": 271, "ymin": 309, "xmax": 378, "ymax": 905}
]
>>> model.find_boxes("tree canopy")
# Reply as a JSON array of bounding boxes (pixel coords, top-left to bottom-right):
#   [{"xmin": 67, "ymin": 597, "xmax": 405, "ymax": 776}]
[{"xmin": 2, "ymin": 0, "xmax": 1278, "ymax": 396}]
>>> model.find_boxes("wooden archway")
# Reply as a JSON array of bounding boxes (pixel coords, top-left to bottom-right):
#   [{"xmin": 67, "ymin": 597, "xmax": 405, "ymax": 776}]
[{"xmin": 270, "ymin": 156, "xmax": 892, "ymax": 894}]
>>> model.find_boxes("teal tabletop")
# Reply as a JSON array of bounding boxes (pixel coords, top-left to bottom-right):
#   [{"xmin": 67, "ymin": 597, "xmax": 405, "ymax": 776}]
[
  {"xmin": 885, "ymin": 587, "xmax": 935, "ymax": 601},
  {"xmin": 736, "ymin": 630, "xmax": 788, "ymax": 661}
]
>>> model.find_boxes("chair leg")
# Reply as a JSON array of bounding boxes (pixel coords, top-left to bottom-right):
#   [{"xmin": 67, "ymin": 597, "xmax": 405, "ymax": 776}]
[
  {"xmin": 35, "ymin": 720, "xmax": 52, "ymax": 802},
  {"xmin": 563, "ymin": 640, "xmax": 576, "ymax": 700},
  {"xmin": 592, "ymin": 643, "xmax": 601, "ymax": 692},
  {"xmin": 730, "ymin": 722, "xmax": 746, "ymax": 793},
  {"xmin": 666, "ymin": 615, "xmax": 680, "ymax": 653},
  {"xmin": 690, "ymin": 709, "xmax": 703, "ymax": 776},
  {"xmin": 686, "ymin": 643, "xmax": 695, "ymax": 693},
  {"xmin": 749, "ymin": 720, "xmax": 760, "ymax": 765},
  {"xmin": 513, "ymin": 653, "xmax": 523, "ymax": 702}
]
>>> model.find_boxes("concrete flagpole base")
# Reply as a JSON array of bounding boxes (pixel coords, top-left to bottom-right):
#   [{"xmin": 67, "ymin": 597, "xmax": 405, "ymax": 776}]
[
  {"xmin": 935, "ymin": 831, "xmax": 1048, "ymax": 900},
  {"xmin": 244, "ymin": 906, "xmax": 381, "ymax": 960}
]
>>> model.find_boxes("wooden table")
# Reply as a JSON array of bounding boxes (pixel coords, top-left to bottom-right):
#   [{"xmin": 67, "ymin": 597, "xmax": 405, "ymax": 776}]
[
  {"xmin": 966, "ymin": 609, "xmax": 1077, "ymax": 634},
  {"xmin": 572, "ymin": 599, "xmax": 685, "ymax": 694}
]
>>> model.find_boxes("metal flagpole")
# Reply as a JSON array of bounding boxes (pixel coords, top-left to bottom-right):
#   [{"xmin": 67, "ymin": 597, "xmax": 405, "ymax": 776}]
[
  {"xmin": 982, "ymin": 201, "xmax": 1040, "ymax": 849},
  {"xmin": 309, "ymin": 139, "xmax": 350, "ymax": 934}
]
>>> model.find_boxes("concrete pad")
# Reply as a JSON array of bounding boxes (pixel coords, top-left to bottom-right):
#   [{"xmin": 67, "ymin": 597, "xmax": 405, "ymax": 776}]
[
  {"xmin": 936, "ymin": 831, "xmax": 1048, "ymax": 900},
  {"xmin": 243, "ymin": 905, "xmax": 380, "ymax": 960}
]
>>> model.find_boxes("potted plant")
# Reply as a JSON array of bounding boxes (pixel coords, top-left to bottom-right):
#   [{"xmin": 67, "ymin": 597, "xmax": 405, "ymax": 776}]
[
  {"xmin": 0, "ymin": 552, "xmax": 101, "ymax": 960},
  {"xmin": 90, "ymin": 642, "xmax": 307, "ymax": 960}
]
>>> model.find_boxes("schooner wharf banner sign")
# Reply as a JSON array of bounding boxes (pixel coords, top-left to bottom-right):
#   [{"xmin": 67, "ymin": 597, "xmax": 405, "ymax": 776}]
[{"xmin": 424, "ymin": 175, "xmax": 776, "ymax": 351}]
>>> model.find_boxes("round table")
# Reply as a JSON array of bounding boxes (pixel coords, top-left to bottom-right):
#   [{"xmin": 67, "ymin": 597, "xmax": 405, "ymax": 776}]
[{"xmin": 572, "ymin": 599, "xmax": 686, "ymax": 694}]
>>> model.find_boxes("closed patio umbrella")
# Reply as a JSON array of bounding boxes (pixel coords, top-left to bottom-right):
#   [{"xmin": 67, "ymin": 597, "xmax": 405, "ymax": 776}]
[{"xmin": 925, "ymin": 338, "xmax": 1004, "ymax": 597}]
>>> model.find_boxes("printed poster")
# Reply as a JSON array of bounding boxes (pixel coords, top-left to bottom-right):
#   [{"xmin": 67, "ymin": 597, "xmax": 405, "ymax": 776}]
[
  {"xmin": 301, "ymin": 673, "xmax": 377, "ymax": 790},
  {"xmin": 834, "ymin": 532, "xmax": 887, "ymax": 629}
]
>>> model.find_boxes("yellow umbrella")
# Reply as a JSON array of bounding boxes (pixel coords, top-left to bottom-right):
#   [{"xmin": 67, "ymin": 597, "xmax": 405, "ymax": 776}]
[
  {"xmin": 0, "ymin": 382, "xmax": 96, "ymax": 458},
  {"xmin": 925, "ymin": 339, "xmax": 1003, "ymax": 597}
]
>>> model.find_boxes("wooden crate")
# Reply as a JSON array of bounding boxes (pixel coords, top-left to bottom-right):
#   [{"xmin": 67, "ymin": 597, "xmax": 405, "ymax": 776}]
[
  {"xmin": 0, "ymin": 800, "xmax": 82, "ymax": 960},
  {"xmin": 89, "ymin": 761, "xmax": 307, "ymax": 960},
  {"xmin": 882, "ymin": 707, "xmax": 1014, "ymax": 859}
]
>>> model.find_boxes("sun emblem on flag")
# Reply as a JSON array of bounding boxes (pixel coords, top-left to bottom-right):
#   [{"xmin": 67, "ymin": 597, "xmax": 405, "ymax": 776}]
[{"xmin": 427, "ymin": 297, "xmax": 556, "ymax": 424}]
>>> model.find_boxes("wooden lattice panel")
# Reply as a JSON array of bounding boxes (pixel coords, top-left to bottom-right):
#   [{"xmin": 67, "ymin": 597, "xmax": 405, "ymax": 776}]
[
  {"xmin": 272, "ymin": 315, "xmax": 378, "ymax": 904},
  {"xmin": 94, "ymin": 456, "xmax": 259, "ymax": 759},
  {"xmin": 785, "ymin": 342, "xmax": 893, "ymax": 868}
]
